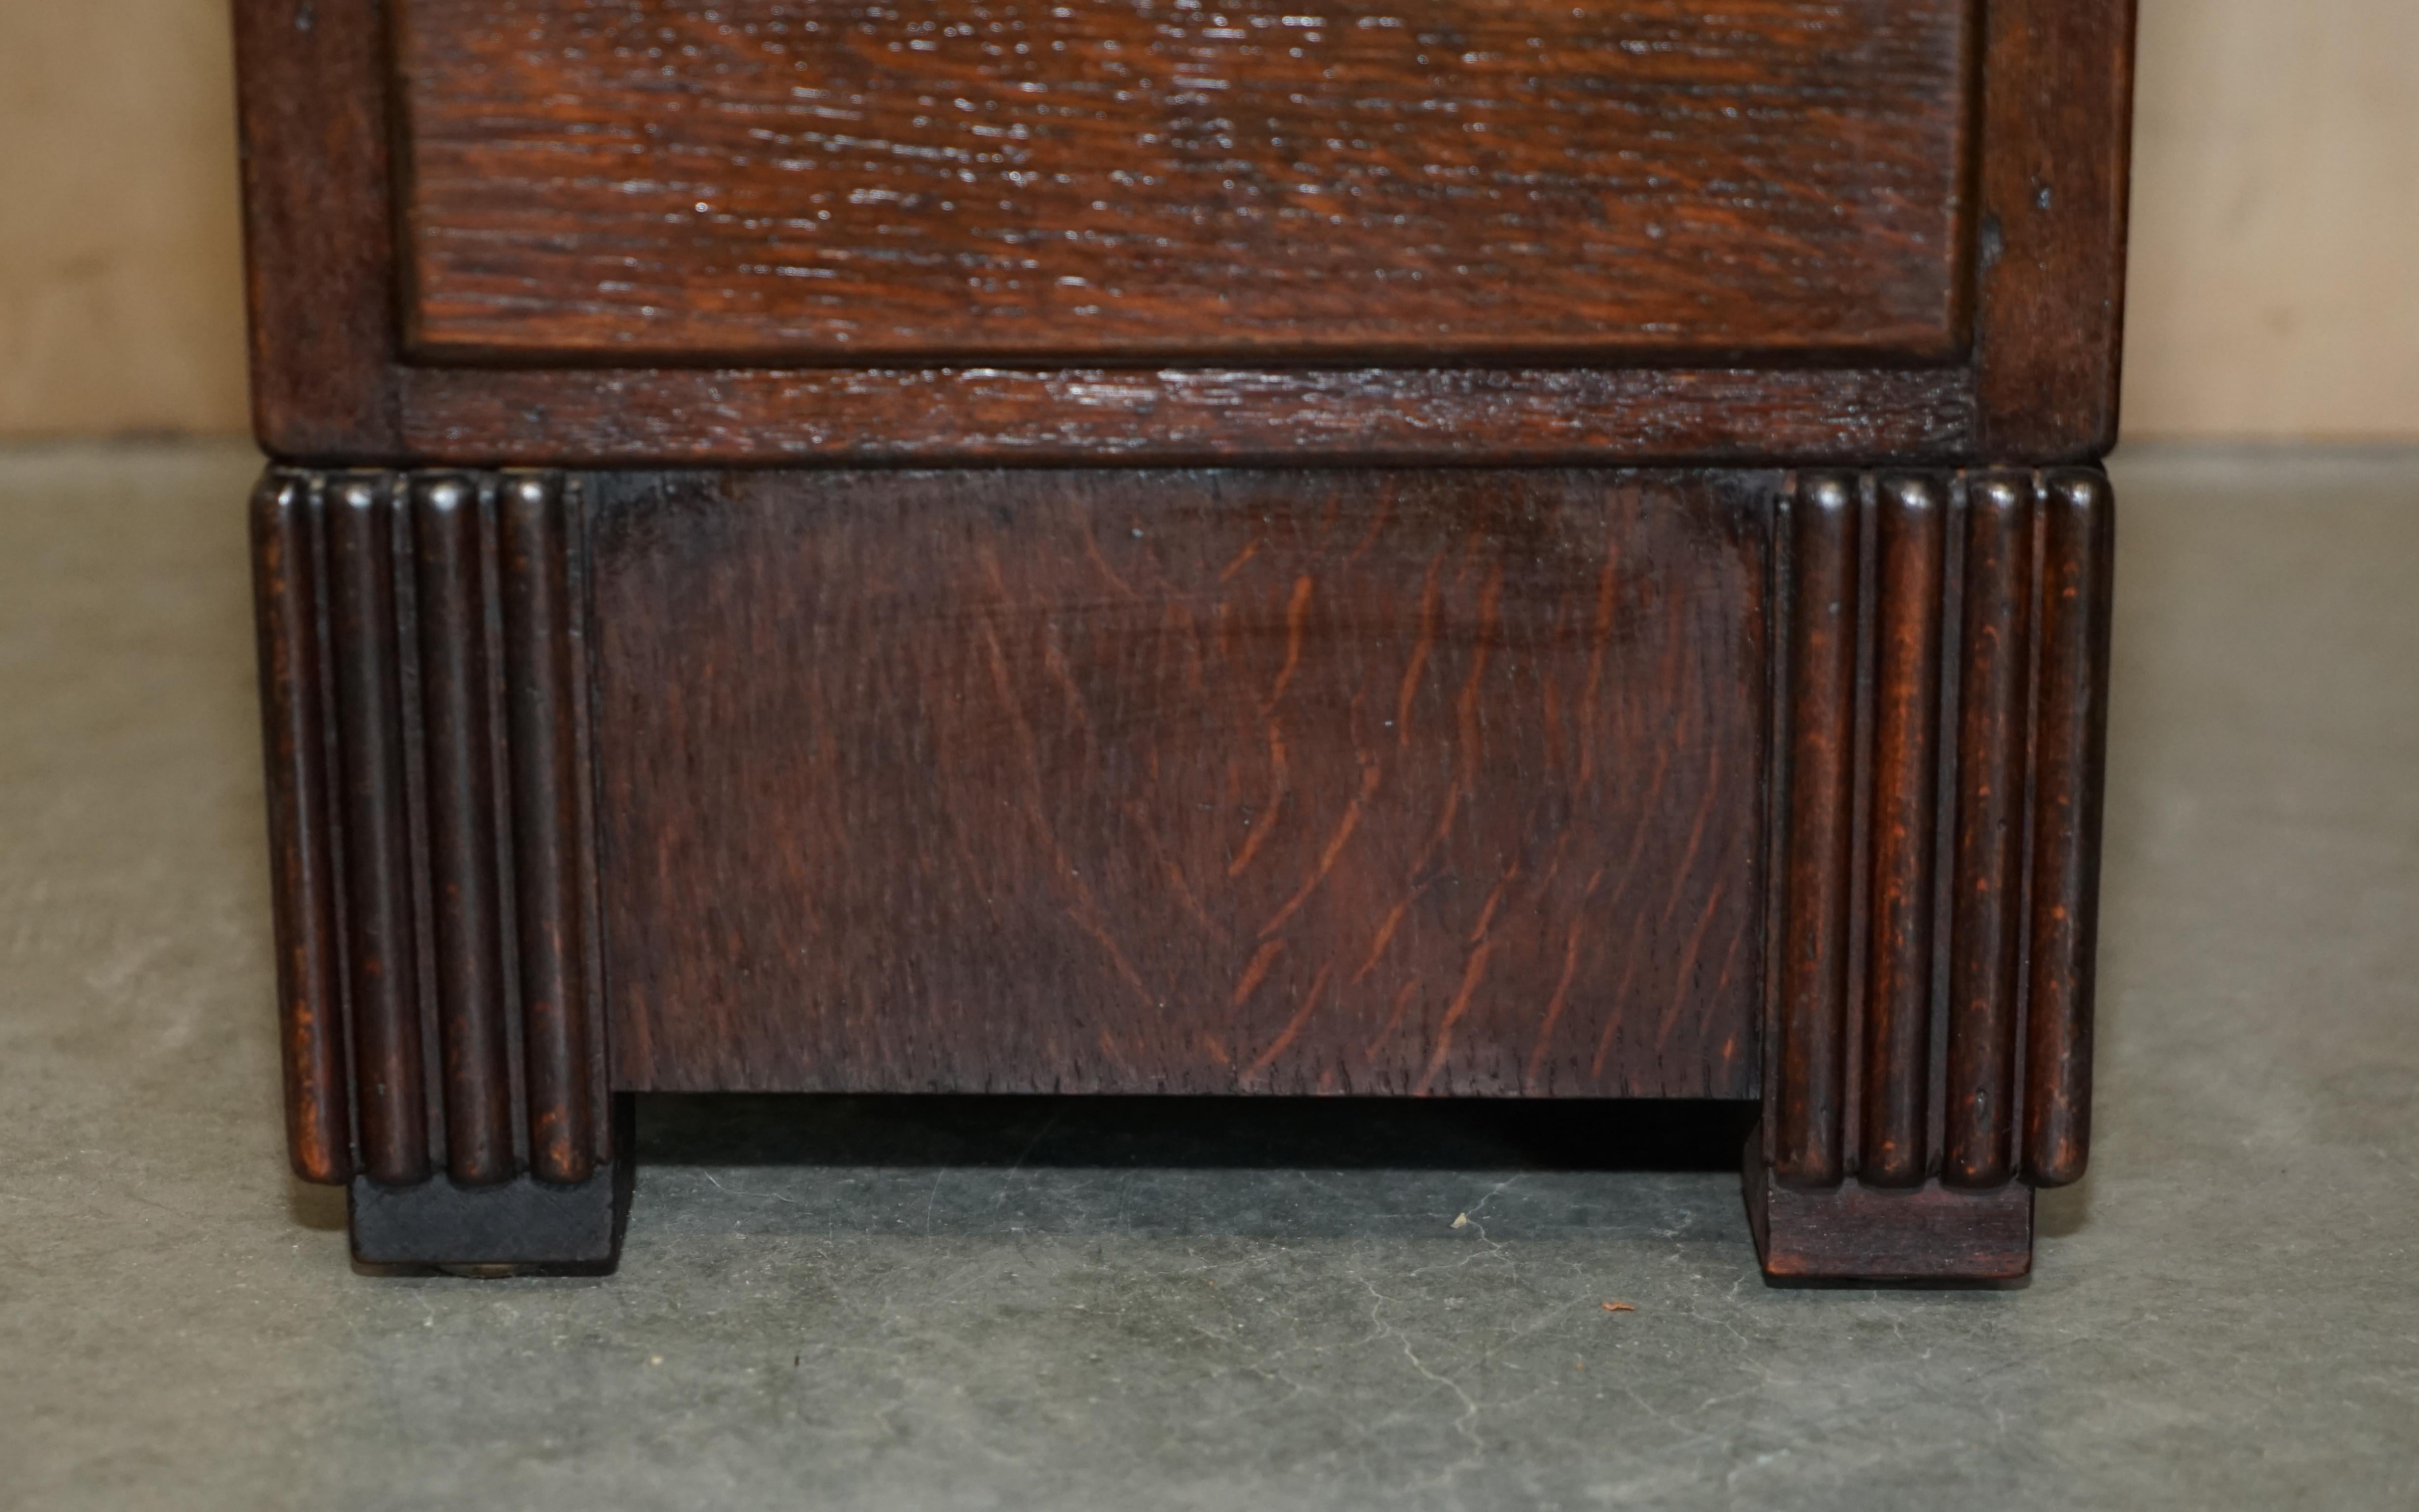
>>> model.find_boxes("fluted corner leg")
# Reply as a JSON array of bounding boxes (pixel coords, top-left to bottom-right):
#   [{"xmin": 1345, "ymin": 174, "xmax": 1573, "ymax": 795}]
[
  {"xmin": 252, "ymin": 468, "xmax": 626, "ymax": 1273},
  {"xmin": 1751, "ymin": 467, "xmax": 2113, "ymax": 1282}
]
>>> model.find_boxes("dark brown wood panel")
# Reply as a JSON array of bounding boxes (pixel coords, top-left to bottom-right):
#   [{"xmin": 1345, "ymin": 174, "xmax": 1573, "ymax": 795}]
[
  {"xmin": 1973, "ymin": 0, "xmax": 2138, "ymax": 460},
  {"xmin": 234, "ymin": 0, "xmax": 2133, "ymax": 466},
  {"xmin": 396, "ymin": 0, "xmax": 1975, "ymax": 363},
  {"xmin": 396, "ymin": 362, "xmax": 1976, "ymax": 465},
  {"xmin": 591, "ymin": 468, "xmax": 1771, "ymax": 1097},
  {"xmin": 234, "ymin": 0, "xmax": 402, "ymax": 455}
]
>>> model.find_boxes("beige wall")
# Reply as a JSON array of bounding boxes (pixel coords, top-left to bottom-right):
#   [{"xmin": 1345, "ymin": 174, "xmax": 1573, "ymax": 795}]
[
  {"xmin": 2125, "ymin": 0, "xmax": 2419, "ymax": 437},
  {"xmin": 2, "ymin": 0, "xmax": 2413, "ymax": 441},
  {"xmin": 0, "ymin": 3, "xmax": 249, "ymax": 436}
]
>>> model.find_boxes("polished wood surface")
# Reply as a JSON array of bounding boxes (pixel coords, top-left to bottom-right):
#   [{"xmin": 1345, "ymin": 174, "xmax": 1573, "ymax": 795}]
[
  {"xmin": 1769, "ymin": 474, "xmax": 1855, "ymax": 1187},
  {"xmin": 398, "ymin": 0, "xmax": 1972, "ymax": 363},
  {"xmin": 1943, "ymin": 476, "xmax": 2033, "ymax": 1188},
  {"xmin": 1861, "ymin": 475, "xmax": 1946, "ymax": 1188},
  {"xmin": 1763, "ymin": 468, "xmax": 2113, "ymax": 1195},
  {"xmin": 251, "ymin": 471, "xmax": 615, "ymax": 1194},
  {"xmin": 232, "ymin": 0, "xmax": 2136, "ymax": 466},
  {"xmin": 238, "ymin": 0, "xmax": 2137, "ymax": 1278},
  {"xmin": 233, "ymin": 0, "xmax": 397, "ymax": 460},
  {"xmin": 1973, "ymin": 0, "xmax": 2138, "ymax": 459},
  {"xmin": 2024, "ymin": 472, "xmax": 2116, "ymax": 1185},
  {"xmin": 590, "ymin": 467, "xmax": 1769, "ymax": 1098},
  {"xmin": 323, "ymin": 477, "xmax": 430, "ymax": 1187},
  {"xmin": 498, "ymin": 477, "xmax": 605, "ymax": 1185},
  {"xmin": 257, "ymin": 461, "xmax": 2117, "ymax": 1275},
  {"xmin": 392, "ymin": 362, "xmax": 1975, "ymax": 467},
  {"xmin": 411, "ymin": 477, "xmax": 515, "ymax": 1185},
  {"xmin": 251, "ymin": 474, "xmax": 351, "ymax": 1183}
]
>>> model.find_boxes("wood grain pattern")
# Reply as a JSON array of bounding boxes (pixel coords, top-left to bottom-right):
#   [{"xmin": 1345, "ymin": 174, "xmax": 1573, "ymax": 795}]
[
  {"xmin": 392, "ymin": 362, "xmax": 1976, "ymax": 466},
  {"xmin": 236, "ymin": 0, "xmax": 2137, "ymax": 1278},
  {"xmin": 253, "ymin": 469, "xmax": 613, "ymax": 1192},
  {"xmin": 1973, "ymin": 0, "xmax": 2138, "ymax": 459},
  {"xmin": 397, "ymin": 0, "xmax": 1973, "ymax": 363},
  {"xmin": 232, "ymin": 0, "xmax": 401, "ymax": 454},
  {"xmin": 591, "ymin": 467, "xmax": 1770, "ymax": 1098},
  {"xmin": 230, "ymin": 0, "xmax": 2136, "ymax": 466},
  {"xmin": 2024, "ymin": 469, "xmax": 2114, "ymax": 1185},
  {"xmin": 1764, "ymin": 467, "xmax": 2111, "ymax": 1198}
]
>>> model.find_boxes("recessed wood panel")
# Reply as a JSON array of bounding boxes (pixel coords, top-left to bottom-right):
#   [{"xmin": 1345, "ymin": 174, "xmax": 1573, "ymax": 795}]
[
  {"xmin": 590, "ymin": 469, "xmax": 1771, "ymax": 1097},
  {"xmin": 396, "ymin": 0, "xmax": 1974, "ymax": 363}
]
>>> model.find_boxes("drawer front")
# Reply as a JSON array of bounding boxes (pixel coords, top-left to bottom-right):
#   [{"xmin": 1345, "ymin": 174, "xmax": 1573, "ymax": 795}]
[
  {"xmin": 397, "ymin": 0, "xmax": 1974, "ymax": 363},
  {"xmin": 590, "ymin": 468, "xmax": 1770, "ymax": 1098}
]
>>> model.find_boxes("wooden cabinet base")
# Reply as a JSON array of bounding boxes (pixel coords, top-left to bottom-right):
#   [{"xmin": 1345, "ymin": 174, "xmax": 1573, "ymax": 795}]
[
  {"xmin": 252, "ymin": 465, "xmax": 2110, "ymax": 1281},
  {"xmin": 232, "ymin": 0, "xmax": 2132, "ymax": 1285}
]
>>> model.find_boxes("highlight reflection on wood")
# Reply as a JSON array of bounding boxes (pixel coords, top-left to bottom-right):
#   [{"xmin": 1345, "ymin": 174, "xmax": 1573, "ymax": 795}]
[{"xmin": 397, "ymin": 0, "xmax": 1973, "ymax": 362}]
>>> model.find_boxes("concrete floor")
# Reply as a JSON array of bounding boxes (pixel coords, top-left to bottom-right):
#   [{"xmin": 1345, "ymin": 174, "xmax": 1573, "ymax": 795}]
[{"xmin": 1, "ymin": 443, "xmax": 2414, "ymax": 1510}]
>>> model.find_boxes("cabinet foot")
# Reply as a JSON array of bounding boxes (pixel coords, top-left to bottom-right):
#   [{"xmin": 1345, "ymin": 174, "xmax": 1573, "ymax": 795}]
[
  {"xmin": 350, "ymin": 1153, "xmax": 631, "ymax": 1273},
  {"xmin": 1743, "ymin": 1128, "xmax": 2032, "ymax": 1281}
]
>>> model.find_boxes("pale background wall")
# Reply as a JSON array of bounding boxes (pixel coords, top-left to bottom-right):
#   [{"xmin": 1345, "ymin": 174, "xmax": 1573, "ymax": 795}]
[
  {"xmin": 0, "ymin": 2, "xmax": 249, "ymax": 437},
  {"xmin": 2124, "ymin": 0, "xmax": 2419, "ymax": 438},
  {"xmin": 2, "ymin": 0, "xmax": 2413, "ymax": 441}
]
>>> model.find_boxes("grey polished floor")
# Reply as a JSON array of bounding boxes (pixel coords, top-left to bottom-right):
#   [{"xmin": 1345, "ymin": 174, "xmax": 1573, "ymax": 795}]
[{"xmin": 2, "ymin": 444, "xmax": 2413, "ymax": 1510}]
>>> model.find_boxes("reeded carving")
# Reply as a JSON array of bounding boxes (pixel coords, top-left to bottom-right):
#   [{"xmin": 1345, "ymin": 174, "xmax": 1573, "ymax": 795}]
[
  {"xmin": 251, "ymin": 470, "xmax": 608, "ymax": 1191},
  {"xmin": 1767, "ymin": 468, "xmax": 2112, "ymax": 1194}
]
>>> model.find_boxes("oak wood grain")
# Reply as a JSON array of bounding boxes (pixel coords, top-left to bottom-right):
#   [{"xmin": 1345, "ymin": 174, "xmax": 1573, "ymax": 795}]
[
  {"xmin": 233, "ymin": 0, "xmax": 401, "ymax": 454},
  {"xmin": 231, "ymin": 0, "xmax": 2135, "ymax": 466},
  {"xmin": 397, "ymin": 0, "xmax": 1973, "ymax": 363},
  {"xmin": 1974, "ymin": 0, "xmax": 2138, "ymax": 460},
  {"xmin": 393, "ymin": 361, "xmax": 1976, "ymax": 466},
  {"xmin": 590, "ymin": 467, "xmax": 1771, "ymax": 1097}
]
